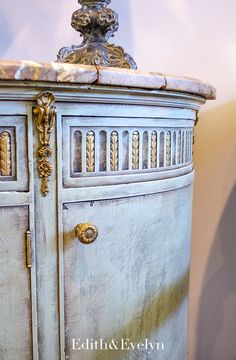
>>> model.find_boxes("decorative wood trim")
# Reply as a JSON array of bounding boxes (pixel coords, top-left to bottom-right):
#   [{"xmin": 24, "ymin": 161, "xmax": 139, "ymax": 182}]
[
  {"xmin": 166, "ymin": 131, "xmax": 171, "ymax": 166},
  {"xmin": 110, "ymin": 131, "xmax": 119, "ymax": 171},
  {"xmin": 0, "ymin": 131, "xmax": 11, "ymax": 176},
  {"xmin": 151, "ymin": 131, "xmax": 157, "ymax": 169},
  {"xmin": 132, "ymin": 131, "xmax": 139, "ymax": 170},
  {"xmin": 86, "ymin": 131, "xmax": 95, "ymax": 172},
  {"xmin": 33, "ymin": 92, "xmax": 56, "ymax": 196}
]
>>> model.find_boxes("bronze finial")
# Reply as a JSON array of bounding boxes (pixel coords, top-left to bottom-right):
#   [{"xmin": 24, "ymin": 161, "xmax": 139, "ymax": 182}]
[{"xmin": 56, "ymin": 0, "xmax": 137, "ymax": 69}]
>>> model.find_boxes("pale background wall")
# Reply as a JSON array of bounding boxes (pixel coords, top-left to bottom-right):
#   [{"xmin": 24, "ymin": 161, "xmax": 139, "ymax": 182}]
[{"xmin": 1, "ymin": 1, "xmax": 236, "ymax": 359}]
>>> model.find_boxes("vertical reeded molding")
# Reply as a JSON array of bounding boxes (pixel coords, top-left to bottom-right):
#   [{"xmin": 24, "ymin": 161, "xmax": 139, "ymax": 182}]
[
  {"xmin": 110, "ymin": 131, "xmax": 118, "ymax": 171},
  {"xmin": 33, "ymin": 92, "xmax": 56, "ymax": 196},
  {"xmin": 132, "ymin": 131, "xmax": 140, "ymax": 170},
  {"xmin": 86, "ymin": 131, "xmax": 95, "ymax": 172},
  {"xmin": 0, "ymin": 131, "xmax": 11, "ymax": 176}
]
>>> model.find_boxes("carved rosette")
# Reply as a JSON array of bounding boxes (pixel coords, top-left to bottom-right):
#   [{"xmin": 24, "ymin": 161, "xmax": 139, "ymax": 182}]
[
  {"xmin": 56, "ymin": 0, "xmax": 137, "ymax": 69},
  {"xmin": 33, "ymin": 92, "xmax": 56, "ymax": 196}
]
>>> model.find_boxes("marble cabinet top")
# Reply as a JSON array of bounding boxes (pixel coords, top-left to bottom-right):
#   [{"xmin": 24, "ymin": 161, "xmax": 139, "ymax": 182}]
[{"xmin": 0, "ymin": 60, "xmax": 216, "ymax": 100}]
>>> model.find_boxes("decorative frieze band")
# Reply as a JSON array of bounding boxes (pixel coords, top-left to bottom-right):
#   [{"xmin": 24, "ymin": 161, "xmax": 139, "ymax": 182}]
[{"xmin": 72, "ymin": 128, "xmax": 193, "ymax": 178}]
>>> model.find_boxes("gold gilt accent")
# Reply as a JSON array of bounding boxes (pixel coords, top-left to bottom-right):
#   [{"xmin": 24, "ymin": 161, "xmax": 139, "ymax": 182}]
[
  {"xmin": 25, "ymin": 231, "xmax": 32, "ymax": 269},
  {"xmin": 86, "ymin": 131, "xmax": 95, "ymax": 172},
  {"xmin": 0, "ymin": 131, "xmax": 11, "ymax": 176},
  {"xmin": 75, "ymin": 223, "xmax": 98, "ymax": 245},
  {"xmin": 132, "ymin": 131, "xmax": 139, "ymax": 170},
  {"xmin": 185, "ymin": 131, "xmax": 188, "ymax": 162},
  {"xmin": 177, "ymin": 130, "xmax": 181, "ymax": 164},
  {"xmin": 110, "ymin": 131, "xmax": 118, "ymax": 171},
  {"xmin": 151, "ymin": 131, "xmax": 157, "ymax": 168},
  {"xmin": 33, "ymin": 92, "xmax": 56, "ymax": 196},
  {"xmin": 166, "ymin": 131, "xmax": 171, "ymax": 166}
]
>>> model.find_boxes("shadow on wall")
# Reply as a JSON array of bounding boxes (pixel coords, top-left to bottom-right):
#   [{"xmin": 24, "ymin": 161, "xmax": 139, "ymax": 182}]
[{"xmin": 192, "ymin": 101, "xmax": 236, "ymax": 360}]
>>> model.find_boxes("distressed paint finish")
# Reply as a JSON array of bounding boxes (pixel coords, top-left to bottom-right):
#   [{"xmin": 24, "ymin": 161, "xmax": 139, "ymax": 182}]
[
  {"xmin": 62, "ymin": 185, "xmax": 193, "ymax": 360},
  {"xmin": 0, "ymin": 68, "xmax": 214, "ymax": 360},
  {"xmin": 33, "ymin": 103, "xmax": 60, "ymax": 360},
  {"xmin": 0, "ymin": 206, "xmax": 32, "ymax": 360}
]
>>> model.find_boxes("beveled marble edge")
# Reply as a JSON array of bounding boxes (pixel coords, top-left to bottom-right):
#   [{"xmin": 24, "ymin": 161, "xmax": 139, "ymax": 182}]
[{"xmin": 0, "ymin": 60, "xmax": 216, "ymax": 100}]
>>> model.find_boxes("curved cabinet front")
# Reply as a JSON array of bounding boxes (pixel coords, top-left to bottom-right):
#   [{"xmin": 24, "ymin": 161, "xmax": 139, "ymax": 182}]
[
  {"xmin": 55, "ymin": 87, "xmax": 202, "ymax": 360},
  {"xmin": 0, "ymin": 82, "xmax": 205, "ymax": 360},
  {"xmin": 62, "ymin": 185, "xmax": 193, "ymax": 360}
]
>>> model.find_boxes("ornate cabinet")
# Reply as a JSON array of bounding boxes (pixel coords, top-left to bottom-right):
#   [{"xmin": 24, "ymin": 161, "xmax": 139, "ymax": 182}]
[{"xmin": 0, "ymin": 61, "xmax": 215, "ymax": 360}]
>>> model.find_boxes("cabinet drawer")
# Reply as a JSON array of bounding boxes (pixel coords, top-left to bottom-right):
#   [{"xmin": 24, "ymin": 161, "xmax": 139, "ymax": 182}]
[{"xmin": 0, "ymin": 116, "xmax": 28, "ymax": 191}]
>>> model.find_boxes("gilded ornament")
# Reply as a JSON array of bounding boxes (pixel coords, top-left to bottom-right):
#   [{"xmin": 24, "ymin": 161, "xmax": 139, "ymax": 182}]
[
  {"xmin": 75, "ymin": 223, "xmax": 98, "ymax": 245},
  {"xmin": 0, "ymin": 131, "xmax": 11, "ymax": 176},
  {"xmin": 166, "ymin": 131, "xmax": 171, "ymax": 166},
  {"xmin": 132, "ymin": 131, "xmax": 139, "ymax": 170},
  {"xmin": 86, "ymin": 131, "xmax": 95, "ymax": 172},
  {"xmin": 151, "ymin": 131, "xmax": 157, "ymax": 169},
  {"xmin": 110, "ymin": 131, "xmax": 118, "ymax": 171},
  {"xmin": 33, "ymin": 92, "xmax": 56, "ymax": 196}
]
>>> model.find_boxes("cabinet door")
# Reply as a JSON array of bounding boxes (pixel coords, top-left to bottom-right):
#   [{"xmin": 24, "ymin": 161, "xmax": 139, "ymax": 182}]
[
  {"xmin": 62, "ymin": 186, "xmax": 192, "ymax": 360},
  {"xmin": 0, "ymin": 206, "xmax": 33, "ymax": 360}
]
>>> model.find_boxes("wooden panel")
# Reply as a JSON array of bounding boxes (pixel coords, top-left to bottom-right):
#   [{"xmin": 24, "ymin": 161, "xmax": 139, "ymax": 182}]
[
  {"xmin": 0, "ymin": 116, "xmax": 28, "ymax": 191},
  {"xmin": 62, "ymin": 185, "xmax": 192, "ymax": 360},
  {"xmin": 0, "ymin": 206, "xmax": 32, "ymax": 360}
]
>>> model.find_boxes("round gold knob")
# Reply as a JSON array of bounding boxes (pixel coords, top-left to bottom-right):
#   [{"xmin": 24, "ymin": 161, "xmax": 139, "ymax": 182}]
[{"xmin": 75, "ymin": 223, "xmax": 98, "ymax": 244}]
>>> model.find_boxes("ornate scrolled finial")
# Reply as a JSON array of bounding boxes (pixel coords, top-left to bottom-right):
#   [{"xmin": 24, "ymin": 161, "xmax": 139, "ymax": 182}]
[{"xmin": 56, "ymin": 0, "xmax": 137, "ymax": 69}]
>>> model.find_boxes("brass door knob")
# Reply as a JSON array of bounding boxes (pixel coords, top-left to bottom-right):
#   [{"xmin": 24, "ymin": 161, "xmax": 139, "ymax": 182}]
[{"xmin": 75, "ymin": 223, "xmax": 98, "ymax": 244}]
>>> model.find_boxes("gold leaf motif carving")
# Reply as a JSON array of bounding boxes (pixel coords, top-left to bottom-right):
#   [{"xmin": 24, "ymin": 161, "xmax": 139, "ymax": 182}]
[
  {"xmin": 0, "ymin": 131, "xmax": 11, "ymax": 176},
  {"xmin": 166, "ymin": 131, "xmax": 171, "ymax": 166},
  {"xmin": 33, "ymin": 92, "xmax": 56, "ymax": 196},
  {"xmin": 110, "ymin": 131, "xmax": 118, "ymax": 171},
  {"xmin": 132, "ymin": 131, "xmax": 139, "ymax": 170},
  {"xmin": 185, "ymin": 131, "xmax": 188, "ymax": 162},
  {"xmin": 151, "ymin": 131, "xmax": 157, "ymax": 168},
  {"xmin": 177, "ymin": 130, "xmax": 181, "ymax": 164},
  {"xmin": 86, "ymin": 131, "xmax": 95, "ymax": 172}
]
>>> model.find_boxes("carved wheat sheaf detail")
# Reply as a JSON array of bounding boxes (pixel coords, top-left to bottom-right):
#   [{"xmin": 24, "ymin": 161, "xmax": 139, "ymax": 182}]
[
  {"xmin": 177, "ymin": 130, "xmax": 181, "ymax": 164},
  {"xmin": 0, "ymin": 132, "xmax": 11, "ymax": 176},
  {"xmin": 132, "ymin": 131, "xmax": 139, "ymax": 170},
  {"xmin": 110, "ymin": 131, "xmax": 118, "ymax": 171},
  {"xmin": 151, "ymin": 131, "xmax": 157, "ymax": 168},
  {"xmin": 185, "ymin": 131, "xmax": 188, "ymax": 162},
  {"xmin": 166, "ymin": 131, "xmax": 171, "ymax": 166},
  {"xmin": 86, "ymin": 131, "xmax": 95, "ymax": 172}
]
